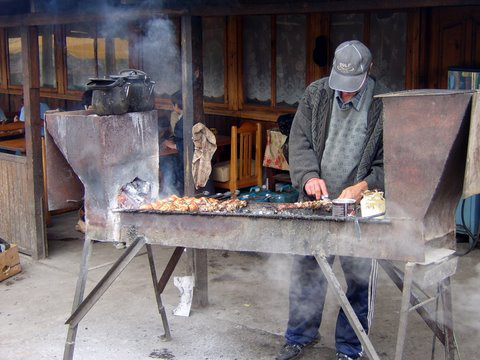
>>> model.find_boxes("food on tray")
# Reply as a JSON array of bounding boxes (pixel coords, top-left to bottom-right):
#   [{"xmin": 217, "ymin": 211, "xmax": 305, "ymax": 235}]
[
  {"xmin": 137, "ymin": 195, "xmax": 247, "ymax": 213},
  {"xmin": 276, "ymin": 199, "xmax": 332, "ymax": 211}
]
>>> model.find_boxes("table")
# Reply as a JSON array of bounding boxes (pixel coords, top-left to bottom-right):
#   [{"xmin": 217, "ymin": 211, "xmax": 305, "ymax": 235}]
[
  {"xmin": 0, "ymin": 138, "xmax": 26, "ymax": 153},
  {"xmin": 0, "ymin": 122, "xmax": 25, "ymax": 139}
]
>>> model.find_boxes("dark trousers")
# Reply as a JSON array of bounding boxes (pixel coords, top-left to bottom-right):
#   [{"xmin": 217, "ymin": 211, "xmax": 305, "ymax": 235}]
[{"xmin": 285, "ymin": 255, "xmax": 377, "ymax": 358}]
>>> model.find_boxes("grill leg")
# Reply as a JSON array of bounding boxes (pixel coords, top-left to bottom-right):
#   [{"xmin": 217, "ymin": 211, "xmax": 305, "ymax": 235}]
[
  {"xmin": 63, "ymin": 237, "xmax": 93, "ymax": 360},
  {"xmin": 313, "ymin": 254, "xmax": 381, "ymax": 360},
  {"xmin": 442, "ymin": 277, "xmax": 456, "ymax": 360},
  {"xmin": 379, "ymin": 260, "xmax": 446, "ymax": 346},
  {"xmin": 394, "ymin": 262, "xmax": 415, "ymax": 360},
  {"xmin": 65, "ymin": 237, "xmax": 146, "ymax": 328},
  {"xmin": 146, "ymin": 245, "xmax": 185, "ymax": 341}
]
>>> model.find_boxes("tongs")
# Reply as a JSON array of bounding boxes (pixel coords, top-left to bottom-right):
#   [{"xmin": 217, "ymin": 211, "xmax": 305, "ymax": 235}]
[{"xmin": 194, "ymin": 190, "xmax": 240, "ymax": 200}]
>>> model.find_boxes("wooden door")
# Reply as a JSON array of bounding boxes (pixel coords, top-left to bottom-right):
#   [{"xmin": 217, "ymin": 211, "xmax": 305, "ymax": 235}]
[{"xmin": 429, "ymin": 6, "xmax": 480, "ymax": 88}]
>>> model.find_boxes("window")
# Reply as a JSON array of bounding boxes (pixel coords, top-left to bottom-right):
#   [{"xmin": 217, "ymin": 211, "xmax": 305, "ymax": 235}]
[
  {"xmin": 66, "ymin": 24, "xmax": 96, "ymax": 91},
  {"xmin": 203, "ymin": 17, "xmax": 226, "ymax": 104},
  {"xmin": 66, "ymin": 23, "xmax": 130, "ymax": 91},
  {"xmin": 7, "ymin": 28, "xmax": 22, "ymax": 86},
  {"xmin": 242, "ymin": 15, "xmax": 307, "ymax": 109},
  {"xmin": 276, "ymin": 15, "xmax": 306, "ymax": 107},
  {"xmin": 39, "ymin": 26, "xmax": 56, "ymax": 88},
  {"xmin": 243, "ymin": 16, "xmax": 272, "ymax": 106},
  {"xmin": 330, "ymin": 13, "xmax": 364, "ymax": 52},
  {"xmin": 97, "ymin": 24, "xmax": 130, "ymax": 77},
  {"xmin": 370, "ymin": 12, "xmax": 407, "ymax": 92},
  {"xmin": 141, "ymin": 18, "xmax": 181, "ymax": 98}
]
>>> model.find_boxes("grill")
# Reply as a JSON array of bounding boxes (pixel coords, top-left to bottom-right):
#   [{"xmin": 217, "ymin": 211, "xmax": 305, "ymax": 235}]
[{"xmin": 46, "ymin": 90, "xmax": 478, "ymax": 360}]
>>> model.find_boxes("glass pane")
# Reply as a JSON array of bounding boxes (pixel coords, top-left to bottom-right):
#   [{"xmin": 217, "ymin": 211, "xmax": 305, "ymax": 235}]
[
  {"xmin": 370, "ymin": 12, "xmax": 407, "ymax": 93},
  {"xmin": 114, "ymin": 38, "xmax": 129, "ymax": 73},
  {"xmin": 66, "ymin": 24, "xmax": 96, "ymax": 91},
  {"xmin": 8, "ymin": 28, "xmax": 22, "ymax": 86},
  {"xmin": 97, "ymin": 37, "xmax": 107, "ymax": 78},
  {"xmin": 38, "ymin": 25, "xmax": 56, "ymax": 88},
  {"xmin": 203, "ymin": 17, "xmax": 225, "ymax": 103},
  {"xmin": 142, "ymin": 19, "xmax": 181, "ymax": 97},
  {"xmin": 97, "ymin": 25, "xmax": 130, "ymax": 77},
  {"xmin": 330, "ymin": 13, "xmax": 364, "ymax": 54},
  {"xmin": 276, "ymin": 15, "xmax": 306, "ymax": 107},
  {"xmin": 243, "ymin": 16, "xmax": 271, "ymax": 106}
]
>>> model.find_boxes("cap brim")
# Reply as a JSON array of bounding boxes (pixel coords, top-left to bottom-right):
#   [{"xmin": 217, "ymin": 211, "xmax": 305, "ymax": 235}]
[{"xmin": 328, "ymin": 69, "xmax": 368, "ymax": 92}]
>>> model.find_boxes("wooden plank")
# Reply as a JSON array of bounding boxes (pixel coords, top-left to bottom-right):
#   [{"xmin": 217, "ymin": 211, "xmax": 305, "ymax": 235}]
[
  {"xmin": 271, "ymin": 15, "xmax": 277, "ymax": 108},
  {"xmin": 21, "ymin": 25, "xmax": 46, "ymax": 259},
  {"xmin": 0, "ymin": 157, "xmax": 32, "ymax": 255},
  {"xmin": 406, "ymin": 10, "xmax": 421, "ymax": 89},
  {"xmin": 181, "ymin": 15, "xmax": 208, "ymax": 308},
  {"xmin": 2, "ymin": 1, "xmax": 480, "ymax": 27},
  {"xmin": 0, "ymin": 29, "xmax": 8, "ymax": 90},
  {"xmin": 0, "ymin": 138, "xmax": 26, "ymax": 152},
  {"xmin": 307, "ymin": 13, "xmax": 330, "ymax": 84}
]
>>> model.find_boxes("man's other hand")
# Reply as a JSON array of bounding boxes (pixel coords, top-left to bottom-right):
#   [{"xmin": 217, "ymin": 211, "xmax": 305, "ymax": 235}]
[
  {"xmin": 305, "ymin": 178, "xmax": 329, "ymax": 200},
  {"xmin": 338, "ymin": 181, "xmax": 368, "ymax": 202}
]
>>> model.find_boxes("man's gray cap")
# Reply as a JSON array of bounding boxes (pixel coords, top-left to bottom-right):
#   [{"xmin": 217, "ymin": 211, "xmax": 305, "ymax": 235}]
[{"xmin": 329, "ymin": 40, "xmax": 372, "ymax": 92}]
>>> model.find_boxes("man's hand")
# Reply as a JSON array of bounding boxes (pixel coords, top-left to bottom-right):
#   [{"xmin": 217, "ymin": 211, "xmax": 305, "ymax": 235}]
[
  {"xmin": 305, "ymin": 178, "xmax": 329, "ymax": 200},
  {"xmin": 338, "ymin": 181, "xmax": 368, "ymax": 202},
  {"xmin": 162, "ymin": 139, "xmax": 177, "ymax": 150},
  {"xmin": 13, "ymin": 115, "xmax": 19, "ymax": 122}
]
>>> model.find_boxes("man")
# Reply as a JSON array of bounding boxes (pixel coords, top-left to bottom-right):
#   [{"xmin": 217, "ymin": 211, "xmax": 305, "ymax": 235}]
[{"xmin": 276, "ymin": 40, "xmax": 384, "ymax": 360}]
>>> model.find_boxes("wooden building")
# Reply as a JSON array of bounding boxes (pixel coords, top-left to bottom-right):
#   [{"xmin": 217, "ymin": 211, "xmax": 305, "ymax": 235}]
[{"xmin": 0, "ymin": 0, "xmax": 479, "ymax": 258}]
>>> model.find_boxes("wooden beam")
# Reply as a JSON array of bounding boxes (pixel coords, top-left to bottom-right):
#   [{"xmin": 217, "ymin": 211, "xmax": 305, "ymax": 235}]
[
  {"xmin": 0, "ymin": 0, "xmax": 479, "ymax": 26},
  {"xmin": 21, "ymin": 25, "xmax": 46, "ymax": 259},
  {"xmin": 0, "ymin": 8, "xmax": 186, "ymax": 28},
  {"xmin": 181, "ymin": 15, "xmax": 208, "ymax": 308},
  {"xmin": 187, "ymin": 0, "xmax": 480, "ymax": 16}
]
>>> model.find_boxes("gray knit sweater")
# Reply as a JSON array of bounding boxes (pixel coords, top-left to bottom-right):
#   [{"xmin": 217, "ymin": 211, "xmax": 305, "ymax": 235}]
[{"xmin": 288, "ymin": 77, "xmax": 384, "ymax": 201}]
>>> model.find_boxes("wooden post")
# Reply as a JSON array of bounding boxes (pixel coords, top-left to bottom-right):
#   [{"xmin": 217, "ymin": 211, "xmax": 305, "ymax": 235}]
[
  {"xmin": 181, "ymin": 15, "xmax": 208, "ymax": 307},
  {"xmin": 21, "ymin": 25, "xmax": 46, "ymax": 259}
]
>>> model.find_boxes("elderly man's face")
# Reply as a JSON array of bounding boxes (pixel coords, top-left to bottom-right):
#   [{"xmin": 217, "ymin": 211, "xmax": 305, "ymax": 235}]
[{"xmin": 340, "ymin": 91, "xmax": 358, "ymax": 103}]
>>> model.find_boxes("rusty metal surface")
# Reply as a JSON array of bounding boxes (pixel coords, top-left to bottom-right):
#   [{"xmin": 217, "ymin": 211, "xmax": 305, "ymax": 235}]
[
  {"xmin": 379, "ymin": 90, "xmax": 473, "ymax": 246},
  {"xmin": 46, "ymin": 110, "xmax": 159, "ymax": 241},
  {"xmin": 118, "ymin": 211, "xmax": 424, "ymax": 262},
  {"xmin": 45, "ymin": 130, "xmax": 84, "ymax": 211}
]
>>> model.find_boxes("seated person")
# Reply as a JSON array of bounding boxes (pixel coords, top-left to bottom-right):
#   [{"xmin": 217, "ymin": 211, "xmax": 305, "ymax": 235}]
[
  {"xmin": 14, "ymin": 101, "xmax": 50, "ymax": 122},
  {"xmin": 0, "ymin": 108, "xmax": 7, "ymax": 123},
  {"xmin": 161, "ymin": 90, "xmax": 184, "ymax": 196}
]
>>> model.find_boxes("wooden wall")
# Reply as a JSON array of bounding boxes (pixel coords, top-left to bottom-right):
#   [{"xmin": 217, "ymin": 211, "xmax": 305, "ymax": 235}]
[{"xmin": 0, "ymin": 154, "xmax": 36, "ymax": 256}]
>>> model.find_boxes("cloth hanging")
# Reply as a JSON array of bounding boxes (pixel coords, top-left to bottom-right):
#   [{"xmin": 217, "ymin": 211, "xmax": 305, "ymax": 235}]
[{"xmin": 192, "ymin": 123, "xmax": 217, "ymax": 189}]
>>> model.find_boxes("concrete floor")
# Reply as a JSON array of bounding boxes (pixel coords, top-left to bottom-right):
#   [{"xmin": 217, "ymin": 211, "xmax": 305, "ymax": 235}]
[{"xmin": 1, "ymin": 212, "xmax": 479, "ymax": 360}]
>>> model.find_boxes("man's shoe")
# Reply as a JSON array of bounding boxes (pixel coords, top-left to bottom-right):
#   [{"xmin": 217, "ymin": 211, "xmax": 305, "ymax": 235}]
[
  {"xmin": 275, "ymin": 343, "xmax": 304, "ymax": 360},
  {"xmin": 335, "ymin": 352, "xmax": 363, "ymax": 360}
]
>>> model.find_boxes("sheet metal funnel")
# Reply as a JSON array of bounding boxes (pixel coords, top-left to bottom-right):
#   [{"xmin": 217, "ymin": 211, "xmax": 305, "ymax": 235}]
[
  {"xmin": 45, "ymin": 110, "xmax": 159, "ymax": 242},
  {"xmin": 379, "ymin": 90, "xmax": 473, "ymax": 249}
]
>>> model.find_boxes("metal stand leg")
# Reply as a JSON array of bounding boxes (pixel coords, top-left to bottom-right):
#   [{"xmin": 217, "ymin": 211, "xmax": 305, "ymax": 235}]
[
  {"xmin": 63, "ymin": 237, "xmax": 93, "ymax": 360},
  {"xmin": 313, "ymin": 254, "xmax": 381, "ymax": 360},
  {"xmin": 146, "ymin": 245, "xmax": 185, "ymax": 341},
  {"xmin": 379, "ymin": 260, "xmax": 446, "ymax": 346},
  {"xmin": 65, "ymin": 237, "xmax": 146, "ymax": 328},
  {"xmin": 394, "ymin": 262, "xmax": 415, "ymax": 360},
  {"xmin": 442, "ymin": 277, "xmax": 455, "ymax": 360}
]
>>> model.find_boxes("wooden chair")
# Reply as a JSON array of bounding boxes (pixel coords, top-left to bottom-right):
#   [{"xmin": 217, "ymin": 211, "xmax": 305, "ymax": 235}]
[{"xmin": 212, "ymin": 122, "xmax": 263, "ymax": 193}]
